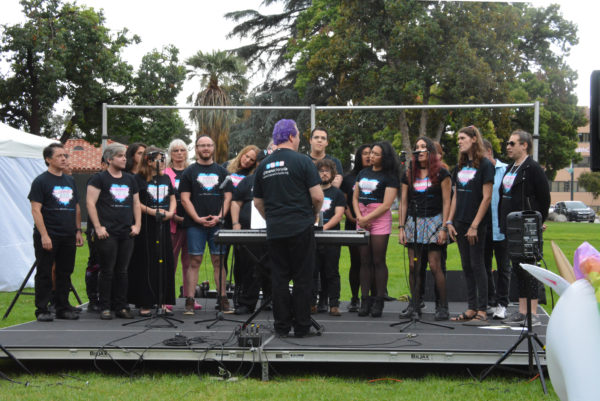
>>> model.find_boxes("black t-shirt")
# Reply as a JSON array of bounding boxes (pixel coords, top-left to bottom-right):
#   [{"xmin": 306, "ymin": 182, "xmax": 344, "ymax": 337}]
[
  {"xmin": 254, "ymin": 148, "xmax": 321, "ymax": 239},
  {"xmin": 341, "ymin": 172, "xmax": 357, "ymax": 212},
  {"xmin": 232, "ymin": 174, "xmax": 255, "ymax": 228},
  {"xmin": 321, "ymin": 186, "xmax": 346, "ymax": 230},
  {"xmin": 231, "ymin": 167, "xmax": 251, "ymax": 189},
  {"xmin": 170, "ymin": 168, "xmax": 186, "ymax": 217},
  {"xmin": 88, "ymin": 170, "xmax": 139, "ymax": 239},
  {"xmin": 401, "ymin": 168, "xmax": 450, "ymax": 217},
  {"xmin": 356, "ymin": 167, "xmax": 400, "ymax": 205},
  {"xmin": 179, "ymin": 162, "xmax": 232, "ymax": 227},
  {"xmin": 135, "ymin": 174, "xmax": 174, "ymax": 210},
  {"xmin": 28, "ymin": 171, "xmax": 79, "ymax": 237},
  {"xmin": 452, "ymin": 157, "xmax": 494, "ymax": 224},
  {"xmin": 310, "ymin": 154, "xmax": 343, "ymax": 177}
]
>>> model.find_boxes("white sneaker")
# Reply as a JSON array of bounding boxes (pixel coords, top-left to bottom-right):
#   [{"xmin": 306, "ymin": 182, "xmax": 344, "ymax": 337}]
[{"xmin": 493, "ymin": 305, "xmax": 507, "ymax": 320}]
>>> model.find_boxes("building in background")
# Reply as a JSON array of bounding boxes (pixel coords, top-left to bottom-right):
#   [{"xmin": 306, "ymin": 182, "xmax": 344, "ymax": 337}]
[{"xmin": 550, "ymin": 107, "xmax": 600, "ymax": 212}]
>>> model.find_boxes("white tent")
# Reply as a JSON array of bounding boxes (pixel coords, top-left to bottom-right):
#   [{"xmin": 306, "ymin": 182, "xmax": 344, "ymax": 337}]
[{"xmin": 0, "ymin": 122, "xmax": 57, "ymax": 291}]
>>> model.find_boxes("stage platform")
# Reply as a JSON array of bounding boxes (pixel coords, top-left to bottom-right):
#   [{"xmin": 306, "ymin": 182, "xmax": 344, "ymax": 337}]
[{"xmin": 0, "ymin": 299, "xmax": 548, "ymax": 380}]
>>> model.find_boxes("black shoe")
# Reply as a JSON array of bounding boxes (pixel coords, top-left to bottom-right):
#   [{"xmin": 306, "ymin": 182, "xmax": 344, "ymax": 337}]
[
  {"xmin": 67, "ymin": 304, "xmax": 83, "ymax": 313},
  {"xmin": 234, "ymin": 305, "xmax": 254, "ymax": 315},
  {"xmin": 115, "ymin": 308, "xmax": 134, "ymax": 319},
  {"xmin": 294, "ymin": 328, "xmax": 319, "ymax": 338},
  {"xmin": 36, "ymin": 312, "xmax": 54, "ymax": 322},
  {"xmin": 399, "ymin": 303, "xmax": 415, "ymax": 319},
  {"xmin": 434, "ymin": 306, "xmax": 449, "ymax": 321},
  {"xmin": 317, "ymin": 303, "xmax": 328, "ymax": 313},
  {"xmin": 56, "ymin": 310, "xmax": 80, "ymax": 320},
  {"xmin": 383, "ymin": 293, "xmax": 396, "ymax": 302},
  {"xmin": 100, "ymin": 309, "xmax": 112, "ymax": 320},
  {"xmin": 87, "ymin": 301, "xmax": 101, "ymax": 313},
  {"xmin": 370, "ymin": 297, "xmax": 384, "ymax": 317},
  {"xmin": 358, "ymin": 297, "xmax": 373, "ymax": 317},
  {"xmin": 348, "ymin": 297, "xmax": 359, "ymax": 312}
]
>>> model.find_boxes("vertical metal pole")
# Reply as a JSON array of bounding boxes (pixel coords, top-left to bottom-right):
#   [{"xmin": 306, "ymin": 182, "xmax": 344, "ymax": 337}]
[
  {"xmin": 102, "ymin": 103, "xmax": 108, "ymax": 150},
  {"xmin": 570, "ymin": 159, "xmax": 574, "ymax": 201},
  {"xmin": 533, "ymin": 101, "xmax": 540, "ymax": 161},
  {"xmin": 310, "ymin": 104, "xmax": 316, "ymax": 131}
]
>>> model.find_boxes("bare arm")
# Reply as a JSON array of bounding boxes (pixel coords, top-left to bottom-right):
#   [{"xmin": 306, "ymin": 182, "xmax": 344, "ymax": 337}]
[
  {"xmin": 398, "ymin": 183, "xmax": 408, "ymax": 245},
  {"xmin": 86, "ymin": 185, "xmax": 108, "ymax": 239},
  {"xmin": 332, "ymin": 174, "xmax": 343, "ymax": 188},
  {"xmin": 447, "ymin": 184, "xmax": 457, "ymax": 241},
  {"xmin": 131, "ymin": 193, "xmax": 141, "ymax": 236},
  {"xmin": 309, "ymin": 184, "xmax": 324, "ymax": 219},
  {"xmin": 352, "ymin": 185, "xmax": 362, "ymax": 222},
  {"xmin": 437, "ymin": 177, "xmax": 451, "ymax": 245},
  {"xmin": 466, "ymin": 182, "xmax": 492, "ymax": 245},
  {"xmin": 230, "ymin": 200, "xmax": 242, "ymax": 229},
  {"xmin": 75, "ymin": 204, "xmax": 84, "ymax": 246},
  {"xmin": 181, "ymin": 191, "xmax": 206, "ymax": 225},
  {"xmin": 253, "ymin": 197, "xmax": 266, "ymax": 219},
  {"xmin": 31, "ymin": 201, "xmax": 52, "ymax": 250},
  {"xmin": 358, "ymin": 187, "xmax": 398, "ymax": 226},
  {"xmin": 323, "ymin": 206, "xmax": 345, "ymax": 230}
]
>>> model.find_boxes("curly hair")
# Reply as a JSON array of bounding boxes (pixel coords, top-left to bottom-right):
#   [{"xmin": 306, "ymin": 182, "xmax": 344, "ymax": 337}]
[
  {"xmin": 351, "ymin": 144, "xmax": 372, "ymax": 175},
  {"xmin": 372, "ymin": 141, "xmax": 400, "ymax": 178}
]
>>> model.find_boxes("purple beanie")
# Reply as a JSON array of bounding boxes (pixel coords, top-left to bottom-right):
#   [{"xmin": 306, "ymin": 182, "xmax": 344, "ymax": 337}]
[{"xmin": 272, "ymin": 119, "xmax": 298, "ymax": 145}]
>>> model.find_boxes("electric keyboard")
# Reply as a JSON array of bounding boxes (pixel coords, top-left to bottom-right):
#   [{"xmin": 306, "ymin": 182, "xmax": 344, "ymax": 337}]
[{"xmin": 214, "ymin": 229, "xmax": 369, "ymax": 246}]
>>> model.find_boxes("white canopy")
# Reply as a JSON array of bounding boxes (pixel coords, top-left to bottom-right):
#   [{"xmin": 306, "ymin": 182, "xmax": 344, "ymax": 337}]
[{"xmin": 0, "ymin": 122, "xmax": 58, "ymax": 291}]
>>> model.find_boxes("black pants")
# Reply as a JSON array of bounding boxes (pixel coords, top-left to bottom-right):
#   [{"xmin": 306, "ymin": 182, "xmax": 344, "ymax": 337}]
[
  {"xmin": 419, "ymin": 245, "xmax": 447, "ymax": 303},
  {"xmin": 455, "ymin": 221, "xmax": 488, "ymax": 312},
  {"xmin": 85, "ymin": 229, "xmax": 100, "ymax": 302},
  {"xmin": 33, "ymin": 233, "xmax": 76, "ymax": 316},
  {"xmin": 236, "ymin": 244, "xmax": 271, "ymax": 310},
  {"xmin": 313, "ymin": 245, "xmax": 341, "ymax": 307},
  {"xmin": 95, "ymin": 235, "xmax": 134, "ymax": 311},
  {"xmin": 268, "ymin": 225, "xmax": 315, "ymax": 336},
  {"xmin": 484, "ymin": 231, "xmax": 512, "ymax": 307}
]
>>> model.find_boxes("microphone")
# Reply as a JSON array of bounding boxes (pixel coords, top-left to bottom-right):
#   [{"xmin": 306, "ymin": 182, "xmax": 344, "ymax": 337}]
[
  {"xmin": 219, "ymin": 175, "xmax": 232, "ymax": 190},
  {"xmin": 412, "ymin": 150, "xmax": 427, "ymax": 155}
]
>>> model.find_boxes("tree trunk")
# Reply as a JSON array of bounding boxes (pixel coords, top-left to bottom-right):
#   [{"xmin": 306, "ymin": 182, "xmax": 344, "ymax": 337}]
[
  {"xmin": 399, "ymin": 110, "xmax": 412, "ymax": 153},
  {"xmin": 27, "ymin": 49, "xmax": 41, "ymax": 136},
  {"xmin": 434, "ymin": 117, "xmax": 446, "ymax": 142}
]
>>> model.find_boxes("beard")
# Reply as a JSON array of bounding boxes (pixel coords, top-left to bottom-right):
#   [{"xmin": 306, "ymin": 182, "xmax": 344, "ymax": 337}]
[{"xmin": 199, "ymin": 153, "xmax": 213, "ymax": 162}]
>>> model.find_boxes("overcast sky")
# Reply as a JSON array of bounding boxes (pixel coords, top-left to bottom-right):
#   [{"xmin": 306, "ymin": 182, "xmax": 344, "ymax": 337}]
[{"xmin": 1, "ymin": 0, "xmax": 599, "ymax": 112}]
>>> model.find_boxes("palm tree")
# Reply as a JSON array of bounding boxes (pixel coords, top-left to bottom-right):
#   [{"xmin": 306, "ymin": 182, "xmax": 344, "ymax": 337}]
[{"xmin": 186, "ymin": 50, "xmax": 248, "ymax": 163}]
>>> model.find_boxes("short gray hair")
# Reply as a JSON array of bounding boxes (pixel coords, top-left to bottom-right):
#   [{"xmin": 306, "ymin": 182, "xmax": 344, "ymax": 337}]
[
  {"xmin": 167, "ymin": 138, "xmax": 189, "ymax": 168},
  {"xmin": 103, "ymin": 143, "xmax": 127, "ymax": 162}
]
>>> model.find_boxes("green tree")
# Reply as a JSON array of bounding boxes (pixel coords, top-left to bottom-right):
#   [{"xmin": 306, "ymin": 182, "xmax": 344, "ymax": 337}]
[
  {"xmin": 186, "ymin": 50, "xmax": 248, "ymax": 162},
  {"xmin": 578, "ymin": 171, "xmax": 600, "ymax": 199},
  {"xmin": 0, "ymin": 0, "xmax": 138, "ymax": 142}
]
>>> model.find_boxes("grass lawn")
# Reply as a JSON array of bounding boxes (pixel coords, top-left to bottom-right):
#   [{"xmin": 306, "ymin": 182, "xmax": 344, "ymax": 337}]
[{"xmin": 1, "ymin": 221, "xmax": 598, "ymax": 399}]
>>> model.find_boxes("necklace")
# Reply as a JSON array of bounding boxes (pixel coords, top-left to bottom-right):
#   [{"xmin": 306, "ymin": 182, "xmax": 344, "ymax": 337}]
[{"xmin": 509, "ymin": 156, "xmax": 528, "ymax": 176}]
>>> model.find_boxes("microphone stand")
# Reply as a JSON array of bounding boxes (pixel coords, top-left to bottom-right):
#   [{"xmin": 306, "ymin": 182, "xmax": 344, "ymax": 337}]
[
  {"xmin": 195, "ymin": 176, "xmax": 245, "ymax": 328},
  {"xmin": 124, "ymin": 157, "xmax": 182, "ymax": 328}
]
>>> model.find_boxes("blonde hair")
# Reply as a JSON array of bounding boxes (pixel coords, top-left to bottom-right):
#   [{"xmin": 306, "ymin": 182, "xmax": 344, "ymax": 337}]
[{"xmin": 226, "ymin": 145, "xmax": 260, "ymax": 174}]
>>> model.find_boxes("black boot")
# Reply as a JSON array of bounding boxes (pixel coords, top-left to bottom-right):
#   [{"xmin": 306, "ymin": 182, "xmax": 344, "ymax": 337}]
[
  {"xmin": 358, "ymin": 297, "xmax": 373, "ymax": 317},
  {"xmin": 370, "ymin": 297, "xmax": 384, "ymax": 318},
  {"xmin": 434, "ymin": 303, "xmax": 449, "ymax": 321},
  {"xmin": 398, "ymin": 301, "xmax": 415, "ymax": 319},
  {"xmin": 348, "ymin": 297, "xmax": 359, "ymax": 312}
]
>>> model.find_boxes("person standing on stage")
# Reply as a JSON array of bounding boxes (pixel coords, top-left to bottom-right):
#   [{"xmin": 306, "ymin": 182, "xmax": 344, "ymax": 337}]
[
  {"xmin": 29, "ymin": 143, "xmax": 84, "ymax": 321},
  {"xmin": 125, "ymin": 142, "xmax": 146, "ymax": 174},
  {"xmin": 398, "ymin": 137, "xmax": 451, "ymax": 321},
  {"xmin": 313, "ymin": 159, "xmax": 346, "ymax": 316},
  {"xmin": 353, "ymin": 141, "xmax": 400, "ymax": 318},
  {"xmin": 253, "ymin": 119, "xmax": 324, "ymax": 337},
  {"xmin": 128, "ymin": 147, "xmax": 177, "ymax": 316},
  {"xmin": 482, "ymin": 139, "xmax": 511, "ymax": 320},
  {"xmin": 164, "ymin": 139, "xmax": 198, "ymax": 310},
  {"xmin": 230, "ymin": 149, "xmax": 271, "ymax": 315},
  {"xmin": 180, "ymin": 135, "xmax": 233, "ymax": 314},
  {"xmin": 499, "ymin": 130, "xmax": 550, "ymax": 327},
  {"xmin": 87, "ymin": 143, "xmax": 141, "ymax": 320},
  {"xmin": 309, "ymin": 127, "xmax": 343, "ymax": 188},
  {"xmin": 447, "ymin": 126, "xmax": 494, "ymax": 325},
  {"xmin": 340, "ymin": 144, "xmax": 371, "ymax": 312}
]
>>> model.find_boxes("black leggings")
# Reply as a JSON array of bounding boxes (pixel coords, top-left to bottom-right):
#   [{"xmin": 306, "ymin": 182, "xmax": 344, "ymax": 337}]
[
  {"xmin": 359, "ymin": 234, "xmax": 389, "ymax": 298},
  {"xmin": 408, "ymin": 246, "xmax": 447, "ymax": 306}
]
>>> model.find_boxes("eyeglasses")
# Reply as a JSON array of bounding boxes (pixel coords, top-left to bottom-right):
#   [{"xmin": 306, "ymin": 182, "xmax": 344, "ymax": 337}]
[
  {"xmin": 172, "ymin": 149, "xmax": 186, "ymax": 153},
  {"xmin": 506, "ymin": 141, "xmax": 518, "ymax": 147},
  {"xmin": 318, "ymin": 170, "xmax": 331, "ymax": 174},
  {"xmin": 196, "ymin": 144, "xmax": 214, "ymax": 148}
]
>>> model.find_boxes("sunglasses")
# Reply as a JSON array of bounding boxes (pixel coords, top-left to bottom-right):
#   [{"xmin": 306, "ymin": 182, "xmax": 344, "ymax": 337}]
[{"xmin": 506, "ymin": 141, "xmax": 518, "ymax": 147}]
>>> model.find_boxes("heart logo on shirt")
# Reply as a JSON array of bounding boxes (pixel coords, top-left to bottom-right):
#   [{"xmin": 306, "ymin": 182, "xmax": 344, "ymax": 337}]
[
  {"xmin": 457, "ymin": 167, "xmax": 477, "ymax": 187},
  {"xmin": 174, "ymin": 178, "xmax": 180, "ymax": 190},
  {"xmin": 359, "ymin": 178, "xmax": 379, "ymax": 194},
  {"xmin": 147, "ymin": 184, "xmax": 169, "ymax": 203},
  {"xmin": 413, "ymin": 177, "xmax": 430, "ymax": 193},
  {"xmin": 52, "ymin": 186, "xmax": 73, "ymax": 205},
  {"xmin": 110, "ymin": 184, "xmax": 130, "ymax": 203},
  {"xmin": 231, "ymin": 173, "xmax": 245, "ymax": 188},
  {"xmin": 502, "ymin": 172, "xmax": 517, "ymax": 193},
  {"xmin": 197, "ymin": 173, "xmax": 219, "ymax": 191},
  {"xmin": 321, "ymin": 196, "xmax": 332, "ymax": 212}
]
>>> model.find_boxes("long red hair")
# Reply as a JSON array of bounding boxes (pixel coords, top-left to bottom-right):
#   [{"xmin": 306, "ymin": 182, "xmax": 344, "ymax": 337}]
[{"xmin": 408, "ymin": 137, "xmax": 441, "ymax": 186}]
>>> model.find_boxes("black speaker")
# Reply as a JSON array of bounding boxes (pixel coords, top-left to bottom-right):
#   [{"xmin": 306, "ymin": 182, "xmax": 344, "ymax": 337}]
[
  {"xmin": 506, "ymin": 210, "xmax": 543, "ymax": 261},
  {"xmin": 591, "ymin": 71, "xmax": 600, "ymax": 172}
]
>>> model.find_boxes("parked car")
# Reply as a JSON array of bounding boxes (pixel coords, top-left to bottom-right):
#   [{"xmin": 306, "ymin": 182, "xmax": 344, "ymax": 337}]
[
  {"xmin": 548, "ymin": 204, "xmax": 555, "ymax": 214},
  {"xmin": 554, "ymin": 201, "xmax": 596, "ymax": 222}
]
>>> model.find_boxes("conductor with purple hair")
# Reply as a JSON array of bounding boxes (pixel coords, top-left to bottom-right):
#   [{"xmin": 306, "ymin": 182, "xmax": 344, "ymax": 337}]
[{"xmin": 253, "ymin": 119, "xmax": 324, "ymax": 338}]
